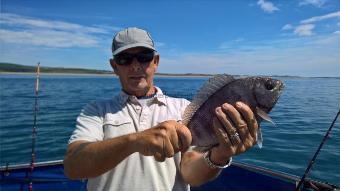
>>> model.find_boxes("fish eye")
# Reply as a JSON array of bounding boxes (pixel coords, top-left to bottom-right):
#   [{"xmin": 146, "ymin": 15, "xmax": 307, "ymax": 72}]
[{"xmin": 265, "ymin": 81, "xmax": 275, "ymax": 91}]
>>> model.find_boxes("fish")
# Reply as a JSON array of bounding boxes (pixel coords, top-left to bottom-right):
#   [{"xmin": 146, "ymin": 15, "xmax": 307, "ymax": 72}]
[{"xmin": 182, "ymin": 74, "xmax": 284, "ymax": 149}]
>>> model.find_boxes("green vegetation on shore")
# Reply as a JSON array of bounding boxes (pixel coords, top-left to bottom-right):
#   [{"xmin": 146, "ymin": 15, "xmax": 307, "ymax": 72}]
[
  {"xmin": 0, "ymin": 63, "xmax": 213, "ymax": 77},
  {"xmin": 3, "ymin": 63, "xmax": 336, "ymax": 78},
  {"xmin": 0, "ymin": 63, "xmax": 112, "ymax": 74}
]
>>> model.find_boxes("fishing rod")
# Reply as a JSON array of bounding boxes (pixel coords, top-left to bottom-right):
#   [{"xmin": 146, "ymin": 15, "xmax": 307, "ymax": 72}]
[
  {"xmin": 295, "ymin": 109, "xmax": 340, "ymax": 191},
  {"xmin": 28, "ymin": 62, "xmax": 40, "ymax": 191}
]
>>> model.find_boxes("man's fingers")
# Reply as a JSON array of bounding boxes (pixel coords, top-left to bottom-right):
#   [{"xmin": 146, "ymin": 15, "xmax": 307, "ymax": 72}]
[
  {"xmin": 221, "ymin": 103, "xmax": 249, "ymax": 144},
  {"xmin": 215, "ymin": 107, "xmax": 241, "ymax": 145},
  {"xmin": 167, "ymin": 125, "xmax": 180, "ymax": 153},
  {"xmin": 175, "ymin": 123, "xmax": 192, "ymax": 152},
  {"xmin": 212, "ymin": 117, "xmax": 231, "ymax": 147},
  {"xmin": 215, "ymin": 107, "xmax": 233, "ymax": 131},
  {"xmin": 222, "ymin": 103, "xmax": 247, "ymax": 128},
  {"xmin": 235, "ymin": 102, "xmax": 258, "ymax": 140},
  {"xmin": 154, "ymin": 152, "xmax": 165, "ymax": 162},
  {"xmin": 163, "ymin": 137, "xmax": 175, "ymax": 157}
]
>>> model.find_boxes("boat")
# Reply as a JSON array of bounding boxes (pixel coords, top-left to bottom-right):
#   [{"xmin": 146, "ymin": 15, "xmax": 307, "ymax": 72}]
[{"xmin": 1, "ymin": 160, "xmax": 338, "ymax": 191}]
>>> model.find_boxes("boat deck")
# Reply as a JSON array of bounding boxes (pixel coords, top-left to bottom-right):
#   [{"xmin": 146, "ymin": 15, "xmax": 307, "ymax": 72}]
[{"xmin": 1, "ymin": 160, "xmax": 338, "ymax": 191}]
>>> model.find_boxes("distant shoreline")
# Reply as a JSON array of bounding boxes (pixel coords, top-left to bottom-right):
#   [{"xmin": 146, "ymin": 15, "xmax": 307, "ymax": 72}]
[
  {"xmin": 1, "ymin": 63, "xmax": 339, "ymax": 78},
  {"xmin": 1, "ymin": 72, "xmax": 339, "ymax": 79},
  {"xmin": 0, "ymin": 72, "xmax": 114, "ymax": 76},
  {"xmin": 0, "ymin": 72, "xmax": 213, "ymax": 78}
]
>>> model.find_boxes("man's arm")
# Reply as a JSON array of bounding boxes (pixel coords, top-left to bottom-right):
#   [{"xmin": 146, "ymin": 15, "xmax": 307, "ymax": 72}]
[
  {"xmin": 64, "ymin": 134, "xmax": 137, "ymax": 179},
  {"xmin": 64, "ymin": 120, "xmax": 192, "ymax": 179},
  {"xmin": 180, "ymin": 101, "xmax": 258, "ymax": 186}
]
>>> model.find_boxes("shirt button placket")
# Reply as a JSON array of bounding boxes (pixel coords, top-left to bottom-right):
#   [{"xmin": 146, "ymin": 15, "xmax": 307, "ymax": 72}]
[
  {"xmin": 140, "ymin": 107, "xmax": 149, "ymax": 129},
  {"xmin": 135, "ymin": 105, "xmax": 141, "ymax": 113}
]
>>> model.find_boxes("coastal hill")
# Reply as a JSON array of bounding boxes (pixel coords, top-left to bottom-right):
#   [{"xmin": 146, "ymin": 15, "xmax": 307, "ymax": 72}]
[
  {"xmin": 1, "ymin": 63, "xmax": 337, "ymax": 78},
  {"xmin": 0, "ymin": 63, "xmax": 213, "ymax": 77},
  {"xmin": 0, "ymin": 63, "xmax": 112, "ymax": 74}
]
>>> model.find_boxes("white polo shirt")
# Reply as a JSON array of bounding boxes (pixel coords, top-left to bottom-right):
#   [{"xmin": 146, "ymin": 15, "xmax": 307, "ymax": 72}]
[{"xmin": 69, "ymin": 87, "xmax": 190, "ymax": 191}]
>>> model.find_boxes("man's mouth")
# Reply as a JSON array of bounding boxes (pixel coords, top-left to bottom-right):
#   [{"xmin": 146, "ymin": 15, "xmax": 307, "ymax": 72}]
[{"xmin": 129, "ymin": 76, "xmax": 145, "ymax": 80}]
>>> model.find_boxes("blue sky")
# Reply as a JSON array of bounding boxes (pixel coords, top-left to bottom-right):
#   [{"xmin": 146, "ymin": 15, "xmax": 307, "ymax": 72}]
[{"xmin": 1, "ymin": 0, "xmax": 339, "ymax": 77}]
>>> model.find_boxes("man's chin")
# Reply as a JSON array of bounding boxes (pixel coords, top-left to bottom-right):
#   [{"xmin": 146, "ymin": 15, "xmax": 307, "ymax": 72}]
[{"xmin": 128, "ymin": 85, "xmax": 150, "ymax": 95}]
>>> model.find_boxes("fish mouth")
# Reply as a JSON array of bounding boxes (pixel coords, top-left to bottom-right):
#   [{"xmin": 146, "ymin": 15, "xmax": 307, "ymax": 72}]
[
  {"xmin": 265, "ymin": 79, "xmax": 285, "ymax": 93},
  {"xmin": 254, "ymin": 79, "xmax": 284, "ymax": 113},
  {"xmin": 277, "ymin": 81, "xmax": 285, "ymax": 92}
]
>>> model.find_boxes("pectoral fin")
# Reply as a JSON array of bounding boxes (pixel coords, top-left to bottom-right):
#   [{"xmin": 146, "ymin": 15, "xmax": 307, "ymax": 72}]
[
  {"xmin": 256, "ymin": 128, "xmax": 263, "ymax": 148},
  {"xmin": 256, "ymin": 107, "xmax": 276, "ymax": 127}
]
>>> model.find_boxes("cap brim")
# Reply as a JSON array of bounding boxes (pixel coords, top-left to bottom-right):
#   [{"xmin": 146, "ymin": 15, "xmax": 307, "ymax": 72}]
[{"xmin": 112, "ymin": 43, "xmax": 155, "ymax": 57}]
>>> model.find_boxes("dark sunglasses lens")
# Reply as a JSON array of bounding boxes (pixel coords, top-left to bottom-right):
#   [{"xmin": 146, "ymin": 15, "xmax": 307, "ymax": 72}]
[
  {"xmin": 115, "ymin": 50, "xmax": 154, "ymax": 65},
  {"xmin": 116, "ymin": 54, "xmax": 133, "ymax": 65},
  {"xmin": 137, "ymin": 51, "xmax": 154, "ymax": 63}
]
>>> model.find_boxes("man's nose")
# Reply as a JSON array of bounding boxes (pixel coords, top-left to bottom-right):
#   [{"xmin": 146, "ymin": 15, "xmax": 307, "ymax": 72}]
[{"xmin": 130, "ymin": 58, "xmax": 142, "ymax": 71}]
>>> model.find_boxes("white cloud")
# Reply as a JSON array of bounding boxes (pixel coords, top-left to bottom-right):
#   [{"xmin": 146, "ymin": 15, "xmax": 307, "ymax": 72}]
[
  {"xmin": 294, "ymin": 24, "xmax": 315, "ymax": 36},
  {"xmin": 159, "ymin": 35, "xmax": 340, "ymax": 77},
  {"xmin": 219, "ymin": 38, "xmax": 245, "ymax": 49},
  {"xmin": 257, "ymin": 0, "xmax": 279, "ymax": 13},
  {"xmin": 234, "ymin": 38, "xmax": 245, "ymax": 42},
  {"xmin": 0, "ymin": 13, "xmax": 115, "ymax": 48},
  {"xmin": 299, "ymin": 0, "xmax": 326, "ymax": 7},
  {"xmin": 337, "ymin": 22, "xmax": 340, "ymax": 26},
  {"xmin": 301, "ymin": 11, "xmax": 340, "ymax": 24},
  {"xmin": 334, "ymin": 31, "xmax": 340, "ymax": 35},
  {"xmin": 282, "ymin": 24, "xmax": 293, "ymax": 30},
  {"xmin": 288, "ymin": 11, "xmax": 340, "ymax": 37},
  {"xmin": 0, "ymin": 13, "xmax": 109, "ymax": 34},
  {"xmin": 0, "ymin": 29, "xmax": 99, "ymax": 48}
]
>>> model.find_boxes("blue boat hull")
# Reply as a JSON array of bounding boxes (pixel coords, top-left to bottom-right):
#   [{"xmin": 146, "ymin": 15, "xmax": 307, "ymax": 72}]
[{"xmin": 1, "ymin": 160, "xmax": 338, "ymax": 191}]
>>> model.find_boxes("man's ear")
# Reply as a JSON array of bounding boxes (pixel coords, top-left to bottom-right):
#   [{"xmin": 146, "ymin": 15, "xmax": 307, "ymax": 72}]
[
  {"xmin": 153, "ymin": 54, "xmax": 160, "ymax": 69},
  {"xmin": 109, "ymin": 58, "xmax": 118, "ymax": 74}
]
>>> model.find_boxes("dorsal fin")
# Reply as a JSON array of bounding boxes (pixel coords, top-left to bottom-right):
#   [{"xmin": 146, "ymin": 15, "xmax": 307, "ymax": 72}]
[{"xmin": 182, "ymin": 74, "xmax": 235, "ymax": 125}]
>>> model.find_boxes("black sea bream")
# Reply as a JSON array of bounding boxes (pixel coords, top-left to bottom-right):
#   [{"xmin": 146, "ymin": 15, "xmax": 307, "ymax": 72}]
[{"xmin": 182, "ymin": 74, "xmax": 284, "ymax": 149}]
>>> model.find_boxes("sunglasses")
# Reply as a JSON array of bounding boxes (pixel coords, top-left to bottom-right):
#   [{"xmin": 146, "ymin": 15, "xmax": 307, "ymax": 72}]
[{"xmin": 114, "ymin": 50, "xmax": 155, "ymax": 66}]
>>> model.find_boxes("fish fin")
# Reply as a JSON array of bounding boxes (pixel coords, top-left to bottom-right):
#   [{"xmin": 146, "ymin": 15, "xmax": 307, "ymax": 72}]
[
  {"xmin": 182, "ymin": 74, "xmax": 235, "ymax": 125},
  {"xmin": 256, "ymin": 107, "xmax": 276, "ymax": 127},
  {"xmin": 256, "ymin": 127, "xmax": 263, "ymax": 148}
]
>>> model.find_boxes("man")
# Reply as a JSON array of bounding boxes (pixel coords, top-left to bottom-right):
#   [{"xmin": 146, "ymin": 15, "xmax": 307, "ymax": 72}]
[{"xmin": 64, "ymin": 27, "xmax": 258, "ymax": 191}]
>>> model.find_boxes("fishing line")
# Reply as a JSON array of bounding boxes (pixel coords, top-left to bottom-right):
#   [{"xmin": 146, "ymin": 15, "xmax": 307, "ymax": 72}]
[
  {"xmin": 295, "ymin": 108, "xmax": 339, "ymax": 191},
  {"xmin": 28, "ymin": 62, "xmax": 40, "ymax": 191}
]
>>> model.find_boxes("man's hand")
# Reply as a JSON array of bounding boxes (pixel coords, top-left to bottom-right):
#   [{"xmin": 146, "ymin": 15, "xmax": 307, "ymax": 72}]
[
  {"xmin": 210, "ymin": 101, "xmax": 258, "ymax": 165},
  {"xmin": 135, "ymin": 120, "xmax": 192, "ymax": 162}
]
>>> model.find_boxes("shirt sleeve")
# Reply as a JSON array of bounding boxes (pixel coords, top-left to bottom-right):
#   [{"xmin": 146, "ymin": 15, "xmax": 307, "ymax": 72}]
[{"xmin": 68, "ymin": 101, "xmax": 104, "ymax": 144}]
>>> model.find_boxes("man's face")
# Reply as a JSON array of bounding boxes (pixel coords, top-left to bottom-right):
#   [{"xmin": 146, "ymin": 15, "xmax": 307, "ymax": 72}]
[{"xmin": 110, "ymin": 47, "xmax": 159, "ymax": 97}]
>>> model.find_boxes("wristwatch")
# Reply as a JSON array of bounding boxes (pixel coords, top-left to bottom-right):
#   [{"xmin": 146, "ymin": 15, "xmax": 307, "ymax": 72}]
[{"xmin": 203, "ymin": 150, "xmax": 232, "ymax": 169}]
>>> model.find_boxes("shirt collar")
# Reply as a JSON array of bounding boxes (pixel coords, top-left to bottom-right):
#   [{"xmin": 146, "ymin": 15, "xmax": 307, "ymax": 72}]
[{"xmin": 118, "ymin": 86, "xmax": 167, "ymax": 106}]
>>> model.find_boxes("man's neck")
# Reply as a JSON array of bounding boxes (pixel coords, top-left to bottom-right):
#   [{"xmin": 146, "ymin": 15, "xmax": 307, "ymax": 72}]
[
  {"xmin": 137, "ymin": 88, "xmax": 157, "ymax": 99},
  {"xmin": 124, "ymin": 86, "xmax": 156, "ymax": 97},
  {"xmin": 145, "ymin": 86, "xmax": 156, "ymax": 96}
]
